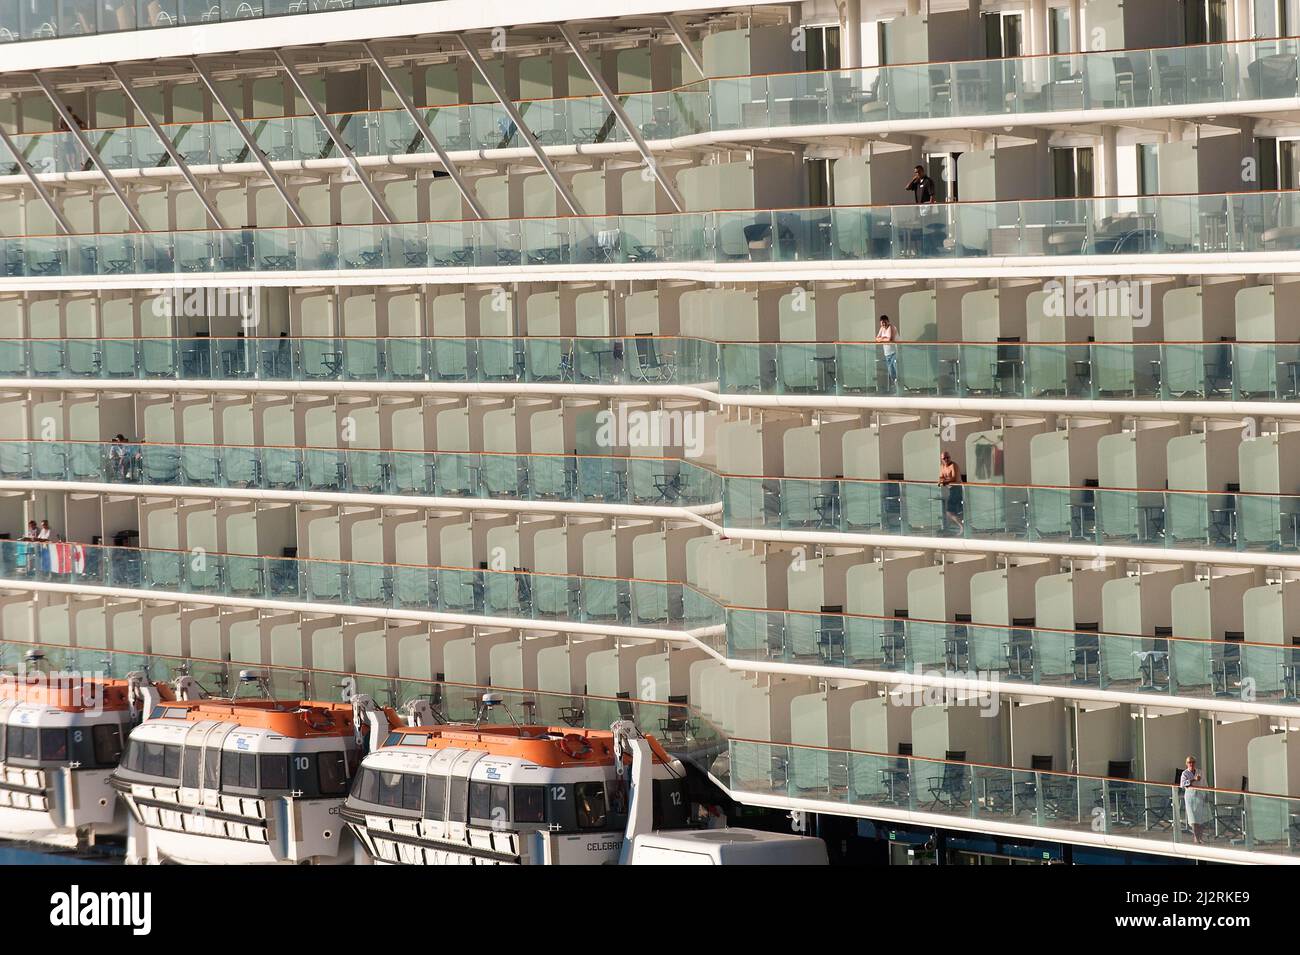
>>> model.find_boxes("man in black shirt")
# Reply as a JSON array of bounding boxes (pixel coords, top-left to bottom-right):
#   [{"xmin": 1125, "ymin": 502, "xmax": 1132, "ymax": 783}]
[
  {"xmin": 905, "ymin": 164, "xmax": 942, "ymax": 255},
  {"xmin": 907, "ymin": 164, "xmax": 936, "ymax": 204}
]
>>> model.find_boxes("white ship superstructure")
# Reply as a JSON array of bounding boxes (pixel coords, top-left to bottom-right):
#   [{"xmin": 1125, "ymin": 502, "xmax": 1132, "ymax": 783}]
[{"xmin": 2, "ymin": 0, "xmax": 1300, "ymax": 865}]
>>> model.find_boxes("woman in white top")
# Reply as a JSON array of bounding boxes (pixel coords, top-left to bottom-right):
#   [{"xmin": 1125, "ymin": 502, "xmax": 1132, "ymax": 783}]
[
  {"xmin": 876, "ymin": 315, "xmax": 898, "ymax": 389},
  {"xmin": 1180, "ymin": 755, "xmax": 1210, "ymax": 844}
]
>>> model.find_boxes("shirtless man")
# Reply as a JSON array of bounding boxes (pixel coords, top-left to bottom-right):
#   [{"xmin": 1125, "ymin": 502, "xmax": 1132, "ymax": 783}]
[{"xmin": 938, "ymin": 451, "xmax": 963, "ymax": 533}]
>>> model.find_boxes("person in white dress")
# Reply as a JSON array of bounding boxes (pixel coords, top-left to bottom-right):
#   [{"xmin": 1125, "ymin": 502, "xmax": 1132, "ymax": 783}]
[{"xmin": 1180, "ymin": 755, "xmax": 1210, "ymax": 844}]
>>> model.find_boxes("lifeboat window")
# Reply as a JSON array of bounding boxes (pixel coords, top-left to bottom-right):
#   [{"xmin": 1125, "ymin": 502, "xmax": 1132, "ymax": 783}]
[
  {"xmin": 36, "ymin": 729, "xmax": 67, "ymax": 761},
  {"xmin": 222, "ymin": 752, "xmax": 257, "ymax": 791},
  {"xmin": 545, "ymin": 783, "xmax": 576, "ymax": 831},
  {"xmin": 377, "ymin": 771, "xmax": 404, "ymax": 808},
  {"xmin": 403, "ymin": 773, "xmax": 424, "ymax": 810},
  {"xmin": 202, "ymin": 744, "xmax": 221, "ymax": 790},
  {"xmin": 92, "ymin": 725, "xmax": 123, "ymax": 767},
  {"xmin": 448, "ymin": 777, "xmax": 469, "ymax": 822},
  {"xmin": 574, "ymin": 781, "xmax": 608, "ymax": 830},
  {"xmin": 423, "ymin": 773, "xmax": 446, "ymax": 819},
  {"xmin": 318, "ymin": 751, "xmax": 350, "ymax": 797},
  {"xmin": 119, "ymin": 738, "xmax": 141, "ymax": 773},
  {"xmin": 513, "ymin": 785, "xmax": 545, "ymax": 824},
  {"xmin": 219, "ymin": 753, "xmax": 236, "ymax": 789},
  {"xmin": 469, "ymin": 781, "xmax": 509, "ymax": 823},
  {"xmin": 181, "ymin": 745, "xmax": 201, "ymax": 789},
  {"xmin": 141, "ymin": 742, "xmax": 181, "ymax": 781},
  {"xmin": 260, "ymin": 754, "xmax": 289, "ymax": 790},
  {"xmin": 164, "ymin": 744, "xmax": 182, "ymax": 781},
  {"xmin": 5, "ymin": 726, "xmax": 36, "ymax": 761},
  {"xmin": 141, "ymin": 742, "xmax": 163, "ymax": 776},
  {"xmin": 468, "ymin": 781, "xmax": 490, "ymax": 820},
  {"xmin": 491, "ymin": 784, "xmax": 509, "ymax": 821},
  {"xmin": 351, "ymin": 767, "xmax": 378, "ymax": 803},
  {"xmin": 377, "ymin": 771, "xmax": 421, "ymax": 810}
]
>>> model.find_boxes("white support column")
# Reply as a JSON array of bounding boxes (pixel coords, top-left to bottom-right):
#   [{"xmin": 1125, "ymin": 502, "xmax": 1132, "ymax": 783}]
[
  {"xmin": 456, "ymin": 36, "xmax": 584, "ymax": 217},
  {"xmin": 663, "ymin": 13, "xmax": 706, "ymax": 77},
  {"xmin": 557, "ymin": 23, "xmax": 684, "ymax": 213},
  {"xmin": 189, "ymin": 56, "xmax": 309, "ymax": 227},
  {"xmin": 108, "ymin": 65, "xmax": 226, "ymax": 230},
  {"xmin": 1101, "ymin": 124, "xmax": 1118, "ymax": 215},
  {"xmin": 275, "ymin": 50, "xmax": 395, "ymax": 224},
  {"xmin": 0, "ymin": 125, "xmax": 72, "ymax": 235},
  {"xmin": 843, "ymin": 0, "xmax": 863, "ymax": 69},
  {"xmin": 1071, "ymin": 0, "xmax": 1083, "ymax": 51},
  {"xmin": 32, "ymin": 74, "xmax": 146, "ymax": 232},
  {"xmin": 362, "ymin": 40, "xmax": 486, "ymax": 220},
  {"xmin": 1028, "ymin": 0, "xmax": 1049, "ymax": 56},
  {"xmin": 1235, "ymin": 0, "xmax": 1253, "ymax": 40}
]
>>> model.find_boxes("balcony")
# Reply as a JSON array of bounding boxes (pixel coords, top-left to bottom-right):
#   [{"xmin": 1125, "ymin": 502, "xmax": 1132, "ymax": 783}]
[
  {"xmin": 723, "ymin": 476, "xmax": 1300, "ymax": 554},
  {"xmin": 3, "ymin": 190, "xmax": 1299, "ymax": 279},
  {"xmin": 3, "ymin": 38, "xmax": 1299, "ymax": 165},
  {"xmin": 0, "ymin": 439, "xmax": 721, "ymax": 506},
  {"xmin": 0, "ymin": 0, "xmax": 448, "ymax": 43},
  {"xmin": 728, "ymin": 739, "xmax": 1300, "ymax": 860},
  {"xmin": 0, "ymin": 539, "xmax": 723, "ymax": 630},
  {"xmin": 726, "ymin": 608, "xmax": 1300, "ymax": 709},
  {"xmin": 0, "ymin": 336, "xmax": 717, "ymax": 386},
  {"xmin": 719, "ymin": 340, "xmax": 1300, "ymax": 402}
]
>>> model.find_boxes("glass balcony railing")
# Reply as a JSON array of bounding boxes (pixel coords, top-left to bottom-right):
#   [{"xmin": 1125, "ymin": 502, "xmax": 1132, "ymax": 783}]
[
  {"xmin": 728, "ymin": 739, "xmax": 1299, "ymax": 858},
  {"xmin": 709, "ymin": 38, "xmax": 1300, "ymax": 130},
  {"xmin": 0, "ymin": 336, "xmax": 716, "ymax": 386},
  {"xmin": 3, "ymin": 190, "xmax": 1299, "ymax": 277},
  {"xmin": 727, "ymin": 607, "xmax": 1300, "ymax": 707},
  {"xmin": 3, "ymin": 37, "xmax": 1298, "ymax": 166},
  {"xmin": 0, "ymin": 439, "xmax": 721, "ymax": 506},
  {"xmin": 0, "ymin": 0, "xmax": 448, "ymax": 43},
  {"xmin": 0, "ymin": 92, "xmax": 707, "ymax": 176},
  {"xmin": 724, "ymin": 476, "xmax": 1300, "ymax": 554},
  {"xmin": 0, "ymin": 638, "xmax": 724, "ymax": 754},
  {"xmin": 0, "ymin": 540, "xmax": 723, "ymax": 630},
  {"xmin": 720, "ymin": 340, "xmax": 1300, "ymax": 402},
  {"xmin": 7, "ymin": 336, "xmax": 1300, "ymax": 404}
]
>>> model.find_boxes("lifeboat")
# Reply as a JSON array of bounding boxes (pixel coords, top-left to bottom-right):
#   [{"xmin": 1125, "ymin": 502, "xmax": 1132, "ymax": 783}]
[
  {"xmin": 344, "ymin": 694, "xmax": 827, "ymax": 865},
  {"xmin": 112, "ymin": 679, "xmax": 397, "ymax": 865},
  {"xmin": 343, "ymin": 717, "xmax": 692, "ymax": 865},
  {"xmin": 0, "ymin": 652, "xmax": 176, "ymax": 851}
]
